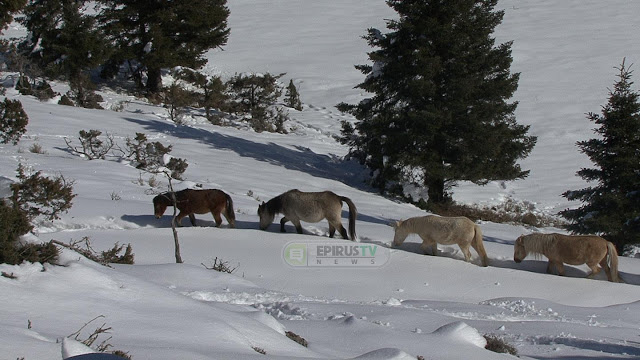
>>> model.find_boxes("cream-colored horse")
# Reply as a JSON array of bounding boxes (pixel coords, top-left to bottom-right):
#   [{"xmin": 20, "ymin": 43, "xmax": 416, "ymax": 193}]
[
  {"xmin": 514, "ymin": 233, "xmax": 621, "ymax": 282},
  {"xmin": 392, "ymin": 215, "xmax": 489, "ymax": 267}
]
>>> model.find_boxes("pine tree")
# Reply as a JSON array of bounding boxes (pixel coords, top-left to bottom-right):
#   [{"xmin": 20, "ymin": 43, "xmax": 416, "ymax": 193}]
[
  {"xmin": 0, "ymin": 98, "xmax": 28, "ymax": 145},
  {"xmin": 338, "ymin": 0, "xmax": 536, "ymax": 204},
  {"xmin": 227, "ymin": 72, "xmax": 284, "ymax": 114},
  {"xmin": 176, "ymin": 68, "xmax": 228, "ymax": 123},
  {"xmin": 20, "ymin": 0, "xmax": 109, "ymax": 80},
  {"xmin": 98, "ymin": 0, "xmax": 230, "ymax": 93},
  {"xmin": 284, "ymin": 79, "xmax": 302, "ymax": 111},
  {"xmin": 0, "ymin": 0, "xmax": 26, "ymax": 30},
  {"xmin": 226, "ymin": 72, "xmax": 289, "ymax": 133},
  {"xmin": 561, "ymin": 60, "xmax": 640, "ymax": 251}
]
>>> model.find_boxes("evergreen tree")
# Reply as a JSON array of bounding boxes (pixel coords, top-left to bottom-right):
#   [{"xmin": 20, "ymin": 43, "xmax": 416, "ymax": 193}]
[
  {"xmin": 176, "ymin": 68, "xmax": 228, "ymax": 123},
  {"xmin": 226, "ymin": 72, "xmax": 289, "ymax": 133},
  {"xmin": 338, "ymin": 0, "xmax": 536, "ymax": 204},
  {"xmin": 284, "ymin": 79, "xmax": 302, "ymax": 111},
  {"xmin": 0, "ymin": 98, "xmax": 28, "ymax": 145},
  {"xmin": 227, "ymin": 72, "xmax": 284, "ymax": 114},
  {"xmin": 0, "ymin": 0, "xmax": 26, "ymax": 30},
  {"xmin": 561, "ymin": 60, "xmax": 640, "ymax": 251},
  {"xmin": 98, "ymin": 0, "xmax": 230, "ymax": 93},
  {"xmin": 20, "ymin": 0, "xmax": 109, "ymax": 79}
]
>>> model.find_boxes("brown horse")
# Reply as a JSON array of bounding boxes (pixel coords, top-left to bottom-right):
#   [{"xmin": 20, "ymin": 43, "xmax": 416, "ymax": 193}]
[
  {"xmin": 153, "ymin": 189, "xmax": 235, "ymax": 227},
  {"xmin": 514, "ymin": 233, "xmax": 621, "ymax": 282},
  {"xmin": 392, "ymin": 215, "xmax": 489, "ymax": 266},
  {"xmin": 257, "ymin": 189, "xmax": 357, "ymax": 240}
]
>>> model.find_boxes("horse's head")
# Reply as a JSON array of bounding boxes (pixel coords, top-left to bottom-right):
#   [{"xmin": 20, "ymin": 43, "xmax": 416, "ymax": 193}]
[
  {"xmin": 513, "ymin": 236, "xmax": 527, "ymax": 263},
  {"xmin": 153, "ymin": 195, "xmax": 168, "ymax": 219},
  {"xmin": 257, "ymin": 201, "xmax": 275, "ymax": 230},
  {"xmin": 391, "ymin": 220, "xmax": 407, "ymax": 247}
]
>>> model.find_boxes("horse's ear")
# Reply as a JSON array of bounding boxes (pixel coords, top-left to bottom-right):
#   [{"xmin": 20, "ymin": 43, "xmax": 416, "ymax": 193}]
[{"xmin": 390, "ymin": 220, "xmax": 401, "ymax": 229}]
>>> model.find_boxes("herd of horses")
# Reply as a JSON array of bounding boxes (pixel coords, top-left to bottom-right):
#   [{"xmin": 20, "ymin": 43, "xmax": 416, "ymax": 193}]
[{"xmin": 152, "ymin": 188, "xmax": 622, "ymax": 283}]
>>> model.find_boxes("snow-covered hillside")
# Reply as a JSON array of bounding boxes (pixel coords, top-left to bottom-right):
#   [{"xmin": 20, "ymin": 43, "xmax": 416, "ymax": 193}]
[{"xmin": 2, "ymin": 1, "xmax": 640, "ymax": 359}]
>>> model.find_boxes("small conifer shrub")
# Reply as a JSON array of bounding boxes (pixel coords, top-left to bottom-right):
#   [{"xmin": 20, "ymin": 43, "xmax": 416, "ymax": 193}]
[
  {"xmin": 65, "ymin": 75, "xmax": 104, "ymax": 109},
  {"xmin": 10, "ymin": 164, "xmax": 76, "ymax": 221},
  {"xmin": 0, "ymin": 199, "xmax": 34, "ymax": 265},
  {"xmin": 164, "ymin": 82, "xmax": 195, "ymax": 124},
  {"xmin": 65, "ymin": 129, "xmax": 116, "ymax": 160},
  {"xmin": 284, "ymin": 79, "xmax": 302, "ymax": 111},
  {"xmin": 0, "ymin": 98, "xmax": 29, "ymax": 145},
  {"xmin": 484, "ymin": 334, "xmax": 518, "ymax": 355},
  {"xmin": 15, "ymin": 75, "xmax": 32, "ymax": 95}
]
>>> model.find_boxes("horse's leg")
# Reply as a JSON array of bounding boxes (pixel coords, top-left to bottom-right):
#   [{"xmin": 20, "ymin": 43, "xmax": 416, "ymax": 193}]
[
  {"xmin": 223, "ymin": 212, "xmax": 235, "ymax": 228},
  {"xmin": 175, "ymin": 212, "xmax": 185, "ymax": 227},
  {"xmin": 600, "ymin": 257, "xmax": 613, "ymax": 281},
  {"xmin": 546, "ymin": 261, "xmax": 555, "ymax": 274},
  {"xmin": 292, "ymin": 219, "xmax": 303, "ymax": 234},
  {"xmin": 419, "ymin": 237, "xmax": 437, "ymax": 256},
  {"xmin": 327, "ymin": 214, "xmax": 348, "ymax": 239},
  {"xmin": 555, "ymin": 262, "xmax": 565, "ymax": 276},
  {"xmin": 587, "ymin": 262, "xmax": 601, "ymax": 279},
  {"xmin": 328, "ymin": 223, "xmax": 336, "ymax": 238},
  {"xmin": 337, "ymin": 224, "xmax": 348, "ymax": 240},
  {"xmin": 460, "ymin": 244, "xmax": 472, "ymax": 263},
  {"xmin": 188, "ymin": 214, "xmax": 197, "ymax": 227},
  {"xmin": 280, "ymin": 217, "xmax": 289, "ymax": 232},
  {"xmin": 212, "ymin": 211, "xmax": 223, "ymax": 227}
]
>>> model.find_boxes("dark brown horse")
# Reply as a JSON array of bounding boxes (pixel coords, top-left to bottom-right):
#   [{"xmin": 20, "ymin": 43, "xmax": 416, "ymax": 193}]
[{"xmin": 153, "ymin": 189, "xmax": 235, "ymax": 227}]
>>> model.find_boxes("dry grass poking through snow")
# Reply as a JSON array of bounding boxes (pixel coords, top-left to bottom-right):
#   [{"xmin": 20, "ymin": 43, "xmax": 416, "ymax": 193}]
[{"xmin": 426, "ymin": 198, "xmax": 565, "ymax": 228}]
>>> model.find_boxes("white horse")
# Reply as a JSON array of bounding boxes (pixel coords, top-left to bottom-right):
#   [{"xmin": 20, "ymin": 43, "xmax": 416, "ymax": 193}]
[{"xmin": 392, "ymin": 215, "xmax": 489, "ymax": 266}]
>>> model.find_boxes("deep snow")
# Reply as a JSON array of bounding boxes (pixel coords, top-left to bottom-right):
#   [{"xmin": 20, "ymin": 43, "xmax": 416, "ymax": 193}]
[{"xmin": 2, "ymin": 0, "xmax": 640, "ymax": 359}]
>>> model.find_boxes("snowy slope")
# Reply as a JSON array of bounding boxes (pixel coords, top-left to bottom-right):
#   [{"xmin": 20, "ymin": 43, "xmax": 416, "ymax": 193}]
[{"xmin": 2, "ymin": 1, "xmax": 640, "ymax": 359}]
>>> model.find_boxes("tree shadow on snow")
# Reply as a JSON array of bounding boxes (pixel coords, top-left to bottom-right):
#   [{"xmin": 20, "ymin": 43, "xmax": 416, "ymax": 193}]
[
  {"xmin": 529, "ymin": 337, "xmax": 640, "ymax": 358},
  {"xmin": 122, "ymin": 117, "xmax": 369, "ymax": 189},
  {"xmin": 121, "ymin": 214, "xmax": 249, "ymax": 229}
]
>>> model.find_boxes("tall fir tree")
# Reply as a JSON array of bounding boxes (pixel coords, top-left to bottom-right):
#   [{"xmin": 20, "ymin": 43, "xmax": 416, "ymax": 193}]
[
  {"xmin": 561, "ymin": 60, "xmax": 640, "ymax": 252},
  {"xmin": 20, "ymin": 0, "xmax": 109, "ymax": 80},
  {"xmin": 338, "ymin": 0, "xmax": 536, "ymax": 204},
  {"xmin": 98, "ymin": 0, "xmax": 230, "ymax": 93},
  {"xmin": 0, "ymin": 0, "xmax": 26, "ymax": 30}
]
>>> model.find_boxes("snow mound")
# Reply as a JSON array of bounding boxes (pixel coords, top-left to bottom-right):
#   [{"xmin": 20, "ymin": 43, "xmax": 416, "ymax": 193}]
[
  {"xmin": 432, "ymin": 321, "xmax": 487, "ymax": 348},
  {"xmin": 61, "ymin": 337, "xmax": 94, "ymax": 359},
  {"xmin": 351, "ymin": 347, "xmax": 417, "ymax": 360}
]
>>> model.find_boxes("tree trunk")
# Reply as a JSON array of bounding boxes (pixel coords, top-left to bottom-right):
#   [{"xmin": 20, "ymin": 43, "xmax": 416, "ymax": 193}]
[
  {"xmin": 168, "ymin": 177, "xmax": 183, "ymax": 263},
  {"xmin": 426, "ymin": 177, "xmax": 450, "ymax": 205},
  {"xmin": 146, "ymin": 67, "xmax": 163, "ymax": 94}
]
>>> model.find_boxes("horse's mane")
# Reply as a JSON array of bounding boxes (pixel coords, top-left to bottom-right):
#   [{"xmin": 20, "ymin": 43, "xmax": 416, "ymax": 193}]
[
  {"xmin": 265, "ymin": 194, "xmax": 284, "ymax": 215},
  {"xmin": 154, "ymin": 190, "xmax": 189, "ymax": 205},
  {"xmin": 522, "ymin": 233, "xmax": 556, "ymax": 256}
]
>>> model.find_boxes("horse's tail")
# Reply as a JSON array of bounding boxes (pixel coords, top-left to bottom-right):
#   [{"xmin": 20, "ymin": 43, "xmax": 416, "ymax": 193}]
[
  {"xmin": 472, "ymin": 224, "xmax": 489, "ymax": 267},
  {"xmin": 225, "ymin": 192, "xmax": 236, "ymax": 228},
  {"xmin": 606, "ymin": 241, "xmax": 622, "ymax": 283},
  {"xmin": 340, "ymin": 196, "xmax": 357, "ymax": 241}
]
